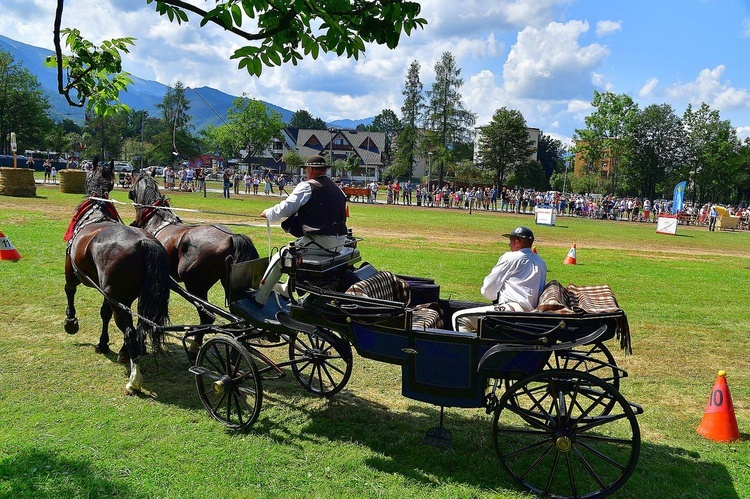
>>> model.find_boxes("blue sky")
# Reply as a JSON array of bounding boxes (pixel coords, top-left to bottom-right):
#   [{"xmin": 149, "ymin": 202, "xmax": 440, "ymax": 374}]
[{"xmin": 3, "ymin": 0, "xmax": 750, "ymax": 144}]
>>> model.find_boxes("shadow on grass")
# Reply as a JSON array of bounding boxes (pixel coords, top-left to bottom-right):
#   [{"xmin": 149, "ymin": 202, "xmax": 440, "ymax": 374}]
[
  {"xmin": 0, "ymin": 449, "xmax": 148, "ymax": 499},
  {"xmin": 97, "ymin": 342, "xmax": 741, "ymax": 497}
]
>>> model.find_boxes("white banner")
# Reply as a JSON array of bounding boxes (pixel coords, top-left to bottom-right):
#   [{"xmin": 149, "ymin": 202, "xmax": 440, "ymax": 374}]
[
  {"xmin": 656, "ymin": 216, "xmax": 678, "ymax": 235},
  {"xmin": 535, "ymin": 207, "xmax": 556, "ymax": 226}
]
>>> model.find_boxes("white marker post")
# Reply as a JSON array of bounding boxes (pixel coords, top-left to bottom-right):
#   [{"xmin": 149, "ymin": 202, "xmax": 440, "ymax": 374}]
[{"xmin": 10, "ymin": 132, "xmax": 17, "ymax": 168}]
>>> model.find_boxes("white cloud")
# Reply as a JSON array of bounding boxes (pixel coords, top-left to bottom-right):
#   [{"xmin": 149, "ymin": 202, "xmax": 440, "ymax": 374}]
[
  {"xmin": 596, "ymin": 20, "xmax": 622, "ymax": 37},
  {"xmin": 503, "ymin": 21, "xmax": 609, "ymax": 100},
  {"xmin": 667, "ymin": 65, "xmax": 750, "ymax": 110},
  {"xmin": 638, "ymin": 77, "xmax": 659, "ymax": 98}
]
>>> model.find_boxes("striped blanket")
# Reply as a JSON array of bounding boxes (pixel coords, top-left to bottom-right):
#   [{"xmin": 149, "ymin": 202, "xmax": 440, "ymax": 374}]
[{"xmin": 535, "ymin": 280, "xmax": 631, "ymax": 353}]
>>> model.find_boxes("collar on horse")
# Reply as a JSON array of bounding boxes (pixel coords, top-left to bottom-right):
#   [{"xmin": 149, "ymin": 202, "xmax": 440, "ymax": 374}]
[{"xmin": 64, "ymin": 197, "xmax": 123, "ymax": 242}]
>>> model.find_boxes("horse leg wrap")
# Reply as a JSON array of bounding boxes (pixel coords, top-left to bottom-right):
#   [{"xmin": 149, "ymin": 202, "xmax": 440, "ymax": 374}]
[{"xmin": 125, "ymin": 360, "xmax": 143, "ymax": 395}]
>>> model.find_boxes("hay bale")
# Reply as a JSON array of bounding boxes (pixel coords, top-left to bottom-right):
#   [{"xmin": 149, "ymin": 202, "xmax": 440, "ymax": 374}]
[
  {"xmin": 0, "ymin": 168, "xmax": 36, "ymax": 197},
  {"xmin": 59, "ymin": 169, "xmax": 87, "ymax": 194}
]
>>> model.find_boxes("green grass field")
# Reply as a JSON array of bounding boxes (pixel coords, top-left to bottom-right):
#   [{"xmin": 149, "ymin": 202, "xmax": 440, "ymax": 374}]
[{"xmin": 0, "ymin": 180, "xmax": 748, "ymax": 498}]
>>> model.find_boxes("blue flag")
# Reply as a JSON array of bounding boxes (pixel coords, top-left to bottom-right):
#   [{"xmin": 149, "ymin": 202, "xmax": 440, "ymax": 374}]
[{"xmin": 672, "ymin": 181, "xmax": 687, "ymax": 214}]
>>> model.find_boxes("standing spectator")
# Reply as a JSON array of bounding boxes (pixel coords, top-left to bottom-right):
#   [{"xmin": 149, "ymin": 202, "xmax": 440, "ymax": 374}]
[
  {"xmin": 26, "ymin": 156, "xmax": 35, "ymax": 171},
  {"xmin": 244, "ymin": 172, "xmax": 252, "ymax": 194},
  {"xmin": 643, "ymin": 199, "xmax": 651, "ymax": 222},
  {"xmin": 51, "ymin": 166, "xmax": 57, "ymax": 184},
  {"xmin": 369, "ymin": 180, "xmax": 378, "ymax": 203},
  {"xmin": 708, "ymin": 206, "xmax": 718, "ymax": 231},
  {"xmin": 392, "ymin": 181, "xmax": 400, "ymax": 204},
  {"xmin": 185, "ymin": 165, "xmax": 195, "ymax": 190},
  {"xmin": 164, "ymin": 165, "xmax": 175, "ymax": 190},
  {"xmin": 253, "ymin": 174, "xmax": 260, "ymax": 195},
  {"xmin": 43, "ymin": 159, "xmax": 52, "ymax": 183},
  {"xmin": 278, "ymin": 175, "xmax": 289, "ymax": 196},
  {"xmin": 233, "ymin": 171, "xmax": 241, "ymax": 195},
  {"xmin": 264, "ymin": 174, "xmax": 272, "ymax": 195},
  {"xmin": 222, "ymin": 169, "xmax": 232, "ymax": 199},
  {"xmin": 196, "ymin": 168, "xmax": 206, "ymax": 193}
]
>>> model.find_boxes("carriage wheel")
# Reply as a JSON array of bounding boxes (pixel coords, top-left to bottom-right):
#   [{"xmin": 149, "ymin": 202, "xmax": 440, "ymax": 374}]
[
  {"xmin": 492, "ymin": 370, "xmax": 640, "ymax": 498},
  {"xmin": 547, "ymin": 342, "xmax": 621, "ymax": 416},
  {"xmin": 194, "ymin": 336, "xmax": 263, "ymax": 431},
  {"xmin": 289, "ymin": 329, "xmax": 353, "ymax": 397}
]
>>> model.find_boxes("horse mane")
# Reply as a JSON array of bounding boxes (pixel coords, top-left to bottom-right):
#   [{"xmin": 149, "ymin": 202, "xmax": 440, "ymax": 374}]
[{"xmin": 131, "ymin": 173, "xmax": 181, "ymax": 225}]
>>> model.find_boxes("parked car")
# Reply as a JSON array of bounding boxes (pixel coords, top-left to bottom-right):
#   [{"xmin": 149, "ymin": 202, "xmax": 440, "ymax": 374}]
[{"xmin": 113, "ymin": 161, "xmax": 134, "ymax": 173}]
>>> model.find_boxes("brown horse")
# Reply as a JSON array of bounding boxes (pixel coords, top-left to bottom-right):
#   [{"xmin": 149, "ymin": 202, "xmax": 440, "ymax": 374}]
[
  {"xmin": 128, "ymin": 173, "xmax": 259, "ymax": 329},
  {"xmin": 64, "ymin": 160, "xmax": 170, "ymax": 394}
]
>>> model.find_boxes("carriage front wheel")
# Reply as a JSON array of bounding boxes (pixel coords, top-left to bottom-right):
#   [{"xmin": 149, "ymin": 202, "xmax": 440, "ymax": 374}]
[
  {"xmin": 289, "ymin": 328, "xmax": 353, "ymax": 397},
  {"xmin": 492, "ymin": 369, "xmax": 640, "ymax": 498},
  {"xmin": 192, "ymin": 336, "xmax": 263, "ymax": 431}
]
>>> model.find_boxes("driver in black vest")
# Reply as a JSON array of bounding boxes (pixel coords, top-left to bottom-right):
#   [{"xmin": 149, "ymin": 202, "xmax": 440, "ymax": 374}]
[{"xmin": 255, "ymin": 155, "xmax": 348, "ymax": 305}]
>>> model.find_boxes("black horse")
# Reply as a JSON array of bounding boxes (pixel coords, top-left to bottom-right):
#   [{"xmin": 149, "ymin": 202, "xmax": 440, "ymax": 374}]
[
  {"xmin": 128, "ymin": 173, "xmax": 259, "ymax": 330},
  {"xmin": 64, "ymin": 160, "xmax": 170, "ymax": 394}
]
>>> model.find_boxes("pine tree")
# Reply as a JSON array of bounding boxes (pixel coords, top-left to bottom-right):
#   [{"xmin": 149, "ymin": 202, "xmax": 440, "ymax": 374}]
[{"xmin": 425, "ymin": 52, "xmax": 476, "ymax": 187}]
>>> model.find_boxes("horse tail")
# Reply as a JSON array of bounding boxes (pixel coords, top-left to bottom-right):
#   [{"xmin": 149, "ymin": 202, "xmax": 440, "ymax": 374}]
[
  {"xmin": 231, "ymin": 233, "xmax": 260, "ymax": 263},
  {"xmin": 137, "ymin": 237, "xmax": 171, "ymax": 353}
]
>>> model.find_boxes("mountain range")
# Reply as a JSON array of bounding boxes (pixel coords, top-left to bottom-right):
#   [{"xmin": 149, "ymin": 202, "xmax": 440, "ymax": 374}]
[{"xmin": 0, "ymin": 34, "xmax": 372, "ymax": 130}]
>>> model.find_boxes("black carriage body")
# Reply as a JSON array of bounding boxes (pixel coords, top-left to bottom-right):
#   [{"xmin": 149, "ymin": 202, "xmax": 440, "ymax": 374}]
[{"xmin": 290, "ymin": 289, "xmax": 625, "ymax": 409}]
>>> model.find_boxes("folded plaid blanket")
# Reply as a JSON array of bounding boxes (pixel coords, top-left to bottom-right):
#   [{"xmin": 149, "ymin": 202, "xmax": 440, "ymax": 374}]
[{"xmin": 535, "ymin": 280, "xmax": 632, "ymax": 354}]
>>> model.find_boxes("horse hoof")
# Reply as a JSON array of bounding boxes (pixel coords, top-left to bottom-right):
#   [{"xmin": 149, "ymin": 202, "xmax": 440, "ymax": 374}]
[
  {"xmin": 64, "ymin": 318, "xmax": 79, "ymax": 335},
  {"xmin": 125, "ymin": 383, "xmax": 139, "ymax": 396},
  {"xmin": 95, "ymin": 343, "xmax": 111, "ymax": 355}
]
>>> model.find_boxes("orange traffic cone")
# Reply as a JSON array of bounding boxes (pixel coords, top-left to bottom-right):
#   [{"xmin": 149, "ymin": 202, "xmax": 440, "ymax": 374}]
[
  {"xmin": 697, "ymin": 370, "xmax": 740, "ymax": 442},
  {"xmin": 563, "ymin": 243, "xmax": 576, "ymax": 265},
  {"xmin": 0, "ymin": 231, "xmax": 22, "ymax": 261}
]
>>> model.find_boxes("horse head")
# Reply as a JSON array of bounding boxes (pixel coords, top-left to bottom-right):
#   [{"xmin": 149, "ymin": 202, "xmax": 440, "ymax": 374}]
[
  {"xmin": 128, "ymin": 173, "xmax": 177, "ymax": 227},
  {"xmin": 86, "ymin": 158, "xmax": 115, "ymax": 199}
]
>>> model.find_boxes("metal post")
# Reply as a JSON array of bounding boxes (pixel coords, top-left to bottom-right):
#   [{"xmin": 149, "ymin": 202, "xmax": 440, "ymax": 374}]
[{"xmin": 427, "ymin": 151, "xmax": 433, "ymax": 194}]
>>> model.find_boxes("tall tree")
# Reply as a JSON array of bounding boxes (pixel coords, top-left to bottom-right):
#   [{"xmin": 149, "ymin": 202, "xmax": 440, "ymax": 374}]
[
  {"xmin": 477, "ymin": 107, "xmax": 533, "ymax": 188},
  {"xmin": 371, "ymin": 109, "xmax": 400, "ymax": 165},
  {"xmin": 0, "ymin": 50, "xmax": 53, "ymax": 154},
  {"xmin": 391, "ymin": 60, "xmax": 424, "ymax": 180},
  {"xmin": 51, "ymin": 0, "xmax": 426, "ymax": 114},
  {"xmin": 424, "ymin": 52, "xmax": 477, "ymax": 186},
  {"xmin": 575, "ymin": 91, "xmax": 638, "ymax": 194},
  {"xmin": 288, "ymin": 109, "xmax": 327, "ymax": 129},
  {"xmin": 228, "ymin": 97, "xmax": 285, "ymax": 162},
  {"xmin": 155, "ymin": 81, "xmax": 195, "ymax": 160},
  {"xmin": 203, "ymin": 97, "xmax": 284, "ymax": 165},
  {"xmin": 682, "ymin": 102, "xmax": 739, "ymax": 204},
  {"xmin": 537, "ymin": 132, "xmax": 565, "ymax": 180},
  {"xmin": 621, "ymin": 103, "xmax": 686, "ymax": 200}
]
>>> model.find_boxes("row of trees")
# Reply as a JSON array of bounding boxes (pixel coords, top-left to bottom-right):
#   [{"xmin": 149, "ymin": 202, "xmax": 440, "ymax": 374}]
[{"xmin": 573, "ymin": 91, "xmax": 750, "ymax": 204}]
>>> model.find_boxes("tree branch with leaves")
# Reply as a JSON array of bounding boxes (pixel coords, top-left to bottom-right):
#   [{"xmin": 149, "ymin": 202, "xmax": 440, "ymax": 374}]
[{"xmin": 49, "ymin": 0, "xmax": 426, "ymax": 116}]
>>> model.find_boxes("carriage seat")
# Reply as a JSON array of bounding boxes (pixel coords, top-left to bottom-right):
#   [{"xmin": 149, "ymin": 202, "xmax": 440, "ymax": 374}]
[{"xmin": 345, "ymin": 270, "xmax": 443, "ymax": 329}]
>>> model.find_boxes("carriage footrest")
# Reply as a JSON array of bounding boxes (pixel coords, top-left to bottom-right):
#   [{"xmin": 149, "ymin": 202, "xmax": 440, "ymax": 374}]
[
  {"xmin": 422, "ymin": 426, "xmax": 453, "ymax": 449},
  {"xmin": 188, "ymin": 366, "xmax": 212, "ymax": 376}
]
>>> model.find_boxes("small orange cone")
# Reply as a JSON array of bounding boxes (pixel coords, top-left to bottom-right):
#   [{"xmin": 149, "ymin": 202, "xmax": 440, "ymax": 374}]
[
  {"xmin": 532, "ymin": 245, "xmax": 537, "ymax": 254},
  {"xmin": 345, "ymin": 204, "xmax": 350, "ymax": 217},
  {"xmin": 0, "ymin": 231, "xmax": 22, "ymax": 261},
  {"xmin": 563, "ymin": 243, "xmax": 576, "ymax": 265},
  {"xmin": 697, "ymin": 370, "xmax": 740, "ymax": 442}
]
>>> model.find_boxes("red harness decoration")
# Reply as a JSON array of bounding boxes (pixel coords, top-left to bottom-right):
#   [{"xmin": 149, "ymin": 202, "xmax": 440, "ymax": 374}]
[{"xmin": 64, "ymin": 199, "xmax": 122, "ymax": 242}]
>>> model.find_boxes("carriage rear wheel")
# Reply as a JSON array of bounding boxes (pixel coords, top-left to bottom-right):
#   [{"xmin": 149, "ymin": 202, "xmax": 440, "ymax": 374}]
[
  {"xmin": 492, "ymin": 370, "xmax": 640, "ymax": 498},
  {"xmin": 193, "ymin": 336, "xmax": 263, "ymax": 431},
  {"xmin": 289, "ymin": 328, "xmax": 353, "ymax": 397}
]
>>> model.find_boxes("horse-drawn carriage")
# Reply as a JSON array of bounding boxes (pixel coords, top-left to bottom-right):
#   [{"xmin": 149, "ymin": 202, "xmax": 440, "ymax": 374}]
[{"xmin": 67, "ymin": 168, "xmax": 642, "ymax": 498}]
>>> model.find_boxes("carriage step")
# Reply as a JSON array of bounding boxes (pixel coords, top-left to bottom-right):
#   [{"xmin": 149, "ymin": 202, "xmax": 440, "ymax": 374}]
[
  {"xmin": 188, "ymin": 366, "xmax": 212, "ymax": 376},
  {"xmin": 422, "ymin": 426, "xmax": 453, "ymax": 449}
]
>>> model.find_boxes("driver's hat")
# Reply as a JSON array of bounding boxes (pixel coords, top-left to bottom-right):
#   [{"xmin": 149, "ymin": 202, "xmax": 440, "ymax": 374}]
[
  {"xmin": 502, "ymin": 226, "xmax": 535, "ymax": 241},
  {"xmin": 305, "ymin": 155, "xmax": 328, "ymax": 168}
]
